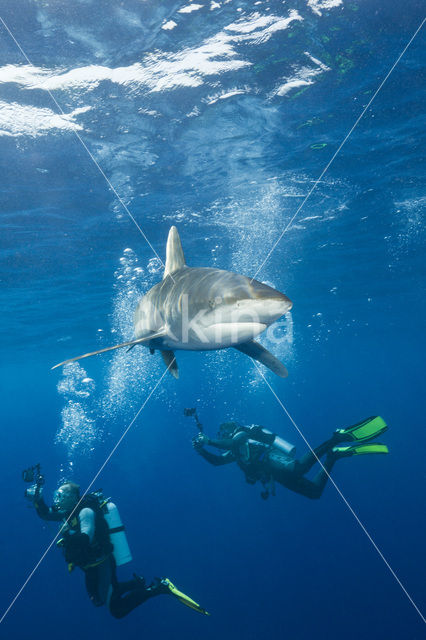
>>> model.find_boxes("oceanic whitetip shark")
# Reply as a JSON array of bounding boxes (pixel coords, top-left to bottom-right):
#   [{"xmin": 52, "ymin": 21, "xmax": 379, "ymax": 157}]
[{"xmin": 53, "ymin": 226, "xmax": 292, "ymax": 377}]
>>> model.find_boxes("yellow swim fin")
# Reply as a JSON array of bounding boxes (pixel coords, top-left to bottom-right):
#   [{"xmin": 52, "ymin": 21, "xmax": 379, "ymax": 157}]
[
  {"xmin": 161, "ymin": 578, "xmax": 210, "ymax": 616},
  {"xmin": 336, "ymin": 416, "xmax": 388, "ymax": 442},
  {"xmin": 332, "ymin": 443, "xmax": 389, "ymax": 457}
]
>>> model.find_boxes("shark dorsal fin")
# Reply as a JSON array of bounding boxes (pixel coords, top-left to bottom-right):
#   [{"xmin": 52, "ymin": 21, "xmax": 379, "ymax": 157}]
[{"xmin": 164, "ymin": 226, "xmax": 186, "ymax": 279}]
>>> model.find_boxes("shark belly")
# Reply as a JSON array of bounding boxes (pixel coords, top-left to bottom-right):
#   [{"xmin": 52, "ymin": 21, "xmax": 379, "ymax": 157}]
[{"xmin": 162, "ymin": 322, "xmax": 267, "ymax": 351}]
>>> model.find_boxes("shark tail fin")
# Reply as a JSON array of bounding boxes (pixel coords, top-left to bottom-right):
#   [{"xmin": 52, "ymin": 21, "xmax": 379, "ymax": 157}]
[
  {"xmin": 161, "ymin": 350, "xmax": 179, "ymax": 378},
  {"xmin": 163, "ymin": 226, "xmax": 186, "ymax": 279},
  {"xmin": 234, "ymin": 340, "xmax": 288, "ymax": 378},
  {"xmin": 51, "ymin": 331, "xmax": 165, "ymax": 370}
]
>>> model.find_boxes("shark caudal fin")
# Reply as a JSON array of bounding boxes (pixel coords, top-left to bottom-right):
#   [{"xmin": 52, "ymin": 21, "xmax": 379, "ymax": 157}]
[
  {"xmin": 51, "ymin": 331, "xmax": 166, "ymax": 370},
  {"xmin": 234, "ymin": 340, "xmax": 288, "ymax": 378},
  {"xmin": 163, "ymin": 226, "xmax": 186, "ymax": 279}
]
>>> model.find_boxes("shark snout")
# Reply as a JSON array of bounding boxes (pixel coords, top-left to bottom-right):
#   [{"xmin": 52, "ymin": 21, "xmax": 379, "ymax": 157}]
[
  {"xmin": 240, "ymin": 298, "xmax": 291, "ymax": 326},
  {"xmin": 253, "ymin": 288, "xmax": 292, "ymax": 306},
  {"xmin": 249, "ymin": 279, "xmax": 292, "ymax": 319}
]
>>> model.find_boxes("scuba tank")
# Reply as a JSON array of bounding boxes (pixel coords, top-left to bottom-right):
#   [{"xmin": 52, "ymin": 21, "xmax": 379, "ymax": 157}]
[
  {"xmin": 247, "ymin": 425, "xmax": 296, "ymax": 457},
  {"xmin": 272, "ymin": 435, "xmax": 296, "ymax": 457},
  {"xmin": 56, "ymin": 491, "xmax": 132, "ymax": 570},
  {"xmin": 103, "ymin": 501, "xmax": 132, "ymax": 566}
]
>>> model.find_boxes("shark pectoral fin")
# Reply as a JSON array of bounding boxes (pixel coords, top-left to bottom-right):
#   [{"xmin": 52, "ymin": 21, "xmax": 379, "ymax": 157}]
[
  {"xmin": 51, "ymin": 331, "xmax": 166, "ymax": 370},
  {"xmin": 161, "ymin": 350, "xmax": 179, "ymax": 379},
  {"xmin": 234, "ymin": 341, "xmax": 288, "ymax": 378},
  {"xmin": 163, "ymin": 226, "xmax": 186, "ymax": 279}
]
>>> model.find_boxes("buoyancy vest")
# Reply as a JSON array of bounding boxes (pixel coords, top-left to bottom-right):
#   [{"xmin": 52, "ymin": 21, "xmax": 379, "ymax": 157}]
[
  {"xmin": 63, "ymin": 494, "xmax": 113, "ymax": 567},
  {"xmin": 231, "ymin": 430, "xmax": 271, "ymax": 483},
  {"xmin": 232, "ymin": 426, "xmax": 295, "ymax": 484}
]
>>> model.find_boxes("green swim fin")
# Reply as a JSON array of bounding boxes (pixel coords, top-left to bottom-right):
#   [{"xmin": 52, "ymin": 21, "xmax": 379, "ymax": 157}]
[
  {"xmin": 161, "ymin": 578, "xmax": 210, "ymax": 616},
  {"xmin": 332, "ymin": 443, "xmax": 389, "ymax": 458},
  {"xmin": 336, "ymin": 416, "xmax": 388, "ymax": 442}
]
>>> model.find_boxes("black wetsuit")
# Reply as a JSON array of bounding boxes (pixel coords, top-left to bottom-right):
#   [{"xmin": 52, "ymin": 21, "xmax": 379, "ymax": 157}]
[
  {"xmin": 35, "ymin": 495, "xmax": 160, "ymax": 618},
  {"xmin": 197, "ymin": 425, "xmax": 340, "ymax": 499}
]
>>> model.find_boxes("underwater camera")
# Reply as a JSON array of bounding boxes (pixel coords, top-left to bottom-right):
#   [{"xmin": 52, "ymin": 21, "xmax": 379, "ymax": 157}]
[
  {"xmin": 183, "ymin": 407, "xmax": 203, "ymax": 431},
  {"xmin": 23, "ymin": 464, "xmax": 45, "ymax": 501}
]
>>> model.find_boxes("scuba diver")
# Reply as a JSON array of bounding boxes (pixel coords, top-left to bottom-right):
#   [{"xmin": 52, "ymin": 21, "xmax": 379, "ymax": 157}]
[
  {"xmin": 190, "ymin": 415, "xmax": 389, "ymax": 500},
  {"xmin": 23, "ymin": 468, "xmax": 209, "ymax": 618}
]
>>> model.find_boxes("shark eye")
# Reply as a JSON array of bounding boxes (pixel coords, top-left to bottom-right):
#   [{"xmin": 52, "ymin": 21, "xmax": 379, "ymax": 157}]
[{"xmin": 209, "ymin": 296, "xmax": 222, "ymax": 309}]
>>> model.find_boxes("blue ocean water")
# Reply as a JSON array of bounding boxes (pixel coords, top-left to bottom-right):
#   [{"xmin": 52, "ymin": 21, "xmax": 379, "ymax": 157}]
[{"xmin": 1, "ymin": 0, "xmax": 425, "ymax": 638}]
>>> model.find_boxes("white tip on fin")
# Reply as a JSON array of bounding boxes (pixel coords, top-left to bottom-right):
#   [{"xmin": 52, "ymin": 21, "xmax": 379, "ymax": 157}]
[
  {"xmin": 234, "ymin": 340, "xmax": 288, "ymax": 378},
  {"xmin": 161, "ymin": 350, "xmax": 179, "ymax": 379},
  {"xmin": 164, "ymin": 226, "xmax": 186, "ymax": 279}
]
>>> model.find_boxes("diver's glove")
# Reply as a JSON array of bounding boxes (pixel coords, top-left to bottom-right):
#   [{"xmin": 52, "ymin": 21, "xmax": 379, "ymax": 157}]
[
  {"xmin": 192, "ymin": 433, "xmax": 210, "ymax": 451},
  {"xmin": 24, "ymin": 482, "xmax": 44, "ymax": 505},
  {"xmin": 63, "ymin": 532, "xmax": 92, "ymax": 567}
]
